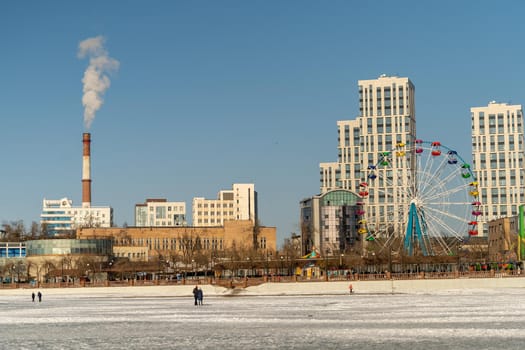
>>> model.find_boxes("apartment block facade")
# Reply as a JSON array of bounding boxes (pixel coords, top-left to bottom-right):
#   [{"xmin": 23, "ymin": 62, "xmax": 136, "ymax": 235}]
[
  {"xmin": 134, "ymin": 198, "xmax": 187, "ymax": 227},
  {"xmin": 320, "ymin": 75, "xmax": 416, "ymax": 238},
  {"xmin": 192, "ymin": 184, "xmax": 257, "ymax": 227},
  {"xmin": 471, "ymin": 102, "xmax": 525, "ymax": 235}
]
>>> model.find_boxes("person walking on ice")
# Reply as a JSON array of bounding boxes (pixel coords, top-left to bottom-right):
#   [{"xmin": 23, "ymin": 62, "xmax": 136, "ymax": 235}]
[
  {"xmin": 193, "ymin": 285, "xmax": 199, "ymax": 306},
  {"xmin": 197, "ymin": 287, "xmax": 203, "ymax": 305},
  {"xmin": 37, "ymin": 291, "xmax": 42, "ymax": 302},
  {"xmin": 32, "ymin": 292, "xmax": 35, "ymax": 302},
  {"xmin": 349, "ymin": 284, "xmax": 353, "ymax": 294}
]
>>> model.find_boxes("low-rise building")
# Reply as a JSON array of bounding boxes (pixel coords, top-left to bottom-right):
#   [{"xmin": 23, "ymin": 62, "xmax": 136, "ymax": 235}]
[
  {"xmin": 77, "ymin": 220, "xmax": 276, "ymax": 260},
  {"xmin": 25, "ymin": 238, "xmax": 114, "ymax": 282},
  {"xmin": 487, "ymin": 216, "xmax": 519, "ymax": 262},
  {"xmin": 0, "ymin": 242, "xmax": 26, "ymax": 258},
  {"xmin": 192, "ymin": 184, "xmax": 257, "ymax": 227},
  {"xmin": 40, "ymin": 198, "xmax": 113, "ymax": 236},
  {"xmin": 135, "ymin": 198, "xmax": 187, "ymax": 227}
]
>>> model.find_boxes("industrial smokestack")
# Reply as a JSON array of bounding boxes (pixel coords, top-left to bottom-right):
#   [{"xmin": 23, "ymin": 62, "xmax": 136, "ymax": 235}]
[{"xmin": 82, "ymin": 133, "xmax": 92, "ymax": 208}]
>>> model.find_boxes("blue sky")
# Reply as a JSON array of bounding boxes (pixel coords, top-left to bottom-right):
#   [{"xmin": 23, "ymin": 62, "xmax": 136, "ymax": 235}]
[{"xmin": 1, "ymin": 1, "xmax": 525, "ymax": 245}]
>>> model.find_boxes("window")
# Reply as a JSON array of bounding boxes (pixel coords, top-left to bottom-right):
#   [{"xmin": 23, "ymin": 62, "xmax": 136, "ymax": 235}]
[
  {"xmin": 497, "ymin": 135, "xmax": 505, "ymax": 151},
  {"xmin": 155, "ymin": 206, "xmax": 166, "ymax": 219},
  {"xmin": 499, "ymin": 153, "xmax": 506, "ymax": 168},
  {"xmin": 385, "ymin": 117, "xmax": 392, "ymax": 133},
  {"xmin": 377, "ymin": 117, "xmax": 384, "ymax": 133},
  {"xmin": 488, "ymin": 114, "xmax": 496, "ymax": 134},
  {"xmin": 497, "ymin": 114, "xmax": 504, "ymax": 133}
]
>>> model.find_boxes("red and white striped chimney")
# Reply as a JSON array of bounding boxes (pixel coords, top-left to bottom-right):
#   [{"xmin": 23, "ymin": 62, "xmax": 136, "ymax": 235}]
[{"xmin": 82, "ymin": 133, "xmax": 92, "ymax": 208}]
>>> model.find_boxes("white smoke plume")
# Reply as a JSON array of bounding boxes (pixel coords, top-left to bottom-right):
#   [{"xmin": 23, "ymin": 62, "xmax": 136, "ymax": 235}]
[{"xmin": 78, "ymin": 36, "xmax": 119, "ymax": 129}]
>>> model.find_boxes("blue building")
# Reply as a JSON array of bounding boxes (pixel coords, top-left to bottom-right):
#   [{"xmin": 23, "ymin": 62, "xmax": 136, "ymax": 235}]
[{"xmin": 0, "ymin": 242, "xmax": 26, "ymax": 258}]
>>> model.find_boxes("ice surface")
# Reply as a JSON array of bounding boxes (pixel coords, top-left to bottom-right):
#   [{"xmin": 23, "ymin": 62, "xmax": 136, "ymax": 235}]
[{"xmin": 0, "ymin": 289, "xmax": 524, "ymax": 349}]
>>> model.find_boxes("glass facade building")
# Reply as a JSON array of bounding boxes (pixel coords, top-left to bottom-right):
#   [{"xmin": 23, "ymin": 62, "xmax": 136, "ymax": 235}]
[
  {"xmin": 0, "ymin": 242, "xmax": 26, "ymax": 258},
  {"xmin": 300, "ymin": 190, "xmax": 360, "ymax": 255}
]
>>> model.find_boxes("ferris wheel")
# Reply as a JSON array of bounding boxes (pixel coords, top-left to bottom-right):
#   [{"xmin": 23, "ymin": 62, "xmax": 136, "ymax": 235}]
[{"xmin": 357, "ymin": 140, "xmax": 480, "ymax": 256}]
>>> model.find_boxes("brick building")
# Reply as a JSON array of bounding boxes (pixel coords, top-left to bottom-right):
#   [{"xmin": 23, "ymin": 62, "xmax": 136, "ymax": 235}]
[{"xmin": 77, "ymin": 220, "xmax": 276, "ymax": 262}]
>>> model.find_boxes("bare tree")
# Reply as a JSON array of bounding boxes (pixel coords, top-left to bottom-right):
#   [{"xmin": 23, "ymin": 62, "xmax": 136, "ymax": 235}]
[
  {"xmin": 40, "ymin": 222, "xmax": 51, "ymax": 238},
  {"xmin": 41, "ymin": 260, "xmax": 56, "ymax": 283},
  {"xmin": 1, "ymin": 220, "xmax": 26, "ymax": 241},
  {"xmin": 28, "ymin": 221, "xmax": 41, "ymax": 240},
  {"xmin": 252, "ymin": 219, "xmax": 262, "ymax": 249}
]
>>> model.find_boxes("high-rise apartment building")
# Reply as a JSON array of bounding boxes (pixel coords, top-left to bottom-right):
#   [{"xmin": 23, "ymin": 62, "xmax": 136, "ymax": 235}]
[
  {"xmin": 192, "ymin": 184, "xmax": 257, "ymax": 227},
  {"xmin": 134, "ymin": 198, "xmax": 187, "ymax": 227},
  {"xmin": 320, "ymin": 75, "xmax": 416, "ymax": 239},
  {"xmin": 471, "ymin": 101, "xmax": 524, "ymax": 236}
]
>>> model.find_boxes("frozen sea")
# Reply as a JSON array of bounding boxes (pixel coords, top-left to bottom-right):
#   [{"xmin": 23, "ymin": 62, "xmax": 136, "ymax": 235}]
[{"xmin": 1, "ymin": 289, "xmax": 524, "ymax": 349}]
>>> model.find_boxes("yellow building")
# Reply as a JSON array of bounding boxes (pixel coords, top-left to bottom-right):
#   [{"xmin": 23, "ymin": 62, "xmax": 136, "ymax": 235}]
[
  {"xmin": 77, "ymin": 220, "xmax": 276, "ymax": 261},
  {"xmin": 487, "ymin": 216, "xmax": 518, "ymax": 262}
]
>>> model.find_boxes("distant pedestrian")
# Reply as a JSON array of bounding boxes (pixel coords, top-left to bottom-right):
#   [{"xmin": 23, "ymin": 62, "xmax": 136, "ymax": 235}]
[
  {"xmin": 197, "ymin": 287, "xmax": 203, "ymax": 305},
  {"xmin": 193, "ymin": 285, "xmax": 199, "ymax": 306},
  {"xmin": 37, "ymin": 291, "xmax": 42, "ymax": 302},
  {"xmin": 32, "ymin": 292, "xmax": 35, "ymax": 302},
  {"xmin": 348, "ymin": 284, "xmax": 353, "ymax": 294}
]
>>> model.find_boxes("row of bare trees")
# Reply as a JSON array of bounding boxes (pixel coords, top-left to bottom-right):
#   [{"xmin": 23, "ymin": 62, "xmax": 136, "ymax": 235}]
[{"xmin": 0, "ymin": 220, "xmax": 68, "ymax": 241}]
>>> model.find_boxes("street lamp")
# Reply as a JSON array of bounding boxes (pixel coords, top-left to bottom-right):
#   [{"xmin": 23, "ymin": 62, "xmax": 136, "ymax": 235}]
[
  {"xmin": 12, "ymin": 265, "xmax": 16, "ymax": 286},
  {"xmin": 280, "ymin": 256, "xmax": 284, "ymax": 276},
  {"xmin": 266, "ymin": 252, "xmax": 272, "ymax": 276},
  {"xmin": 457, "ymin": 244, "xmax": 462, "ymax": 272},
  {"xmin": 157, "ymin": 255, "xmax": 162, "ymax": 281},
  {"xmin": 324, "ymin": 251, "xmax": 328, "ymax": 281},
  {"xmin": 108, "ymin": 260, "xmax": 113, "ymax": 282}
]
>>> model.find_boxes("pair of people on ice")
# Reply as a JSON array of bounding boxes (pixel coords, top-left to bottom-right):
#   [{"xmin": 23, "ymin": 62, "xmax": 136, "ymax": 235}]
[
  {"xmin": 193, "ymin": 285, "xmax": 203, "ymax": 305},
  {"xmin": 31, "ymin": 291, "xmax": 42, "ymax": 302}
]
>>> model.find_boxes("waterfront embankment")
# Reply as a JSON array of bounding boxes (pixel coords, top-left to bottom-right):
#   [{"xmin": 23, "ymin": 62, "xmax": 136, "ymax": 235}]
[{"xmin": 1, "ymin": 277, "xmax": 525, "ymax": 298}]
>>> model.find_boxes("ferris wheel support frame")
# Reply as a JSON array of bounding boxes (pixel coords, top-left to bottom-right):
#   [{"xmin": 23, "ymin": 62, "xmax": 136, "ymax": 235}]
[{"xmin": 404, "ymin": 202, "xmax": 429, "ymax": 256}]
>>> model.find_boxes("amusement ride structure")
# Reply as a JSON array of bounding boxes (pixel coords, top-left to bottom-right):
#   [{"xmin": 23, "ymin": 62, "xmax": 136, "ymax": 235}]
[{"xmin": 357, "ymin": 140, "xmax": 480, "ymax": 256}]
